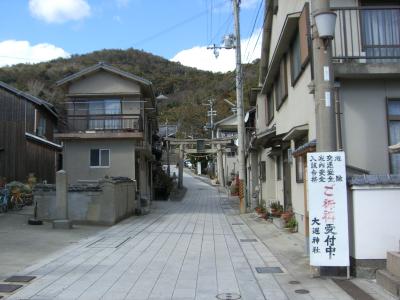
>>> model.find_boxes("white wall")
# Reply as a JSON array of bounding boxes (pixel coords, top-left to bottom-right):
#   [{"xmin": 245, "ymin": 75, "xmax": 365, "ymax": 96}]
[
  {"xmin": 350, "ymin": 186, "xmax": 400, "ymax": 259},
  {"xmin": 340, "ymin": 79, "xmax": 400, "ymax": 174},
  {"xmin": 69, "ymin": 70, "xmax": 141, "ymax": 95}
]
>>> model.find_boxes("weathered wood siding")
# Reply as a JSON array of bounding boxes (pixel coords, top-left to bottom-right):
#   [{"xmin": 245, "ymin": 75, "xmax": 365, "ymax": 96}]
[{"xmin": 0, "ymin": 88, "xmax": 58, "ymax": 183}]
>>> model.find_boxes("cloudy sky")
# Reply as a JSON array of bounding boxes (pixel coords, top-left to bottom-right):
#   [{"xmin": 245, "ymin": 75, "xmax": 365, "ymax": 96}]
[{"xmin": 0, "ymin": 0, "xmax": 263, "ymax": 73}]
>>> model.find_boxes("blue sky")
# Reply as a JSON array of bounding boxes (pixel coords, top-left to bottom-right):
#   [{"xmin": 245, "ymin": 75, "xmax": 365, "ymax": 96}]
[{"xmin": 0, "ymin": 0, "xmax": 264, "ymax": 72}]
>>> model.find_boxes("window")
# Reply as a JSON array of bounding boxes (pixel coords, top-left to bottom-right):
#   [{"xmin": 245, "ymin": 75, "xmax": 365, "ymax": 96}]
[
  {"xmin": 260, "ymin": 161, "xmax": 266, "ymax": 182},
  {"xmin": 290, "ymin": 31, "xmax": 302, "ymax": 84},
  {"xmin": 274, "ymin": 57, "xmax": 288, "ymax": 110},
  {"xmin": 388, "ymin": 99, "xmax": 400, "ymax": 174},
  {"xmin": 295, "ymin": 156, "xmax": 304, "ymax": 182},
  {"xmin": 36, "ymin": 117, "xmax": 46, "ymax": 137},
  {"xmin": 266, "ymin": 90, "xmax": 274, "ymax": 124},
  {"xmin": 90, "ymin": 149, "xmax": 110, "ymax": 167},
  {"xmin": 276, "ymin": 155, "xmax": 282, "ymax": 180},
  {"xmin": 295, "ymin": 137, "xmax": 308, "ymax": 182},
  {"xmin": 291, "ymin": 3, "xmax": 310, "ymax": 85},
  {"xmin": 361, "ymin": 1, "xmax": 400, "ymax": 60},
  {"xmin": 89, "ymin": 99, "xmax": 122, "ymax": 130}
]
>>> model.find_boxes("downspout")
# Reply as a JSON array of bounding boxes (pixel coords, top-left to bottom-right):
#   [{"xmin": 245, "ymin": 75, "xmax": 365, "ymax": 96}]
[
  {"xmin": 334, "ymin": 83, "xmax": 343, "ymax": 151},
  {"xmin": 258, "ymin": 0, "xmax": 273, "ymax": 86}
]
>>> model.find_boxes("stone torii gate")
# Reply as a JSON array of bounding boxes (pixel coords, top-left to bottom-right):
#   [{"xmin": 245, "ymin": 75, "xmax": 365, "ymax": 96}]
[{"xmin": 166, "ymin": 138, "xmax": 234, "ymax": 189}]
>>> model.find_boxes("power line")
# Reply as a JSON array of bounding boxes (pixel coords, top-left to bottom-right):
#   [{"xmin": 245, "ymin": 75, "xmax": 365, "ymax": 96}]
[
  {"xmin": 132, "ymin": 0, "xmax": 227, "ymax": 48},
  {"xmin": 243, "ymin": 0, "xmax": 263, "ymax": 63}
]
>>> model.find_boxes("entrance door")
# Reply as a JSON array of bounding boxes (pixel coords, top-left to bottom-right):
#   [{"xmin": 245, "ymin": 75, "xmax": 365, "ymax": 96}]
[{"xmin": 282, "ymin": 147, "xmax": 292, "ymax": 210}]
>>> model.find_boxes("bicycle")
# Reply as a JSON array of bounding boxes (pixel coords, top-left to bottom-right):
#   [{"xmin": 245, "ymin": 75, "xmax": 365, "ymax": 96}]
[{"xmin": 9, "ymin": 187, "xmax": 24, "ymax": 210}]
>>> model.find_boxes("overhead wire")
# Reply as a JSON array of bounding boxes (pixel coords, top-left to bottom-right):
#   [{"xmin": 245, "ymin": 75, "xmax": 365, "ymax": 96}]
[
  {"xmin": 243, "ymin": 0, "xmax": 263, "ymax": 63},
  {"xmin": 132, "ymin": 0, "xmax": 228, "ymax": 48}
]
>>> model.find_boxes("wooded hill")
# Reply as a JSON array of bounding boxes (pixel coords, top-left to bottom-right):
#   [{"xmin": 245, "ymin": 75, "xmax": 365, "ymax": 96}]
[{"xmin": 0, "ymin": 48, "xmax": 259, "ymax": 138}]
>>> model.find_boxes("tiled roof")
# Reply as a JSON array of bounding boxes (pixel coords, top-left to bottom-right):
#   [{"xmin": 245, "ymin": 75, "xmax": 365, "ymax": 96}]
[
  {"xmin": 348, "ymin": 174, "xmax": 400, "ymax": 186},
  {"xmin": 0, "ymin": 81, "xmax": 58, "ymax": 118}
]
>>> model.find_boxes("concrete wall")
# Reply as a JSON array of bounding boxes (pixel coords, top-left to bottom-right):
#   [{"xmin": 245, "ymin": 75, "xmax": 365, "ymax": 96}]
[
  {"xmin": 340, "ymin": 79, "xmax": 399, "ymax": 174},
  {"xmin": 349, "ymin": 185, "xmax": 400, "ymax": 260},
  {"xmin": 34, "ymin": 179, "xmax": 136, "ymax": 225},
  {"xmin": 63, "ymin": 139, "xmax": 136, "ymax": 185},
  {"xmin": 69, "ymin": 70, "xmax": 141, "ymax": 95}
]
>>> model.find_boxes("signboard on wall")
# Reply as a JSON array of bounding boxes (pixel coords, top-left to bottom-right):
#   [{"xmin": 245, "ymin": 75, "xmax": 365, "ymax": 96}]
[{"xmin": 307, "ymin": 152, "xmax": 349, "ymax": 267}]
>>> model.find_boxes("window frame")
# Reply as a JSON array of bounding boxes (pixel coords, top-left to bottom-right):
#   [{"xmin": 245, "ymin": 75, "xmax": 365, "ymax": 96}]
[
  {"xmin": 387, "ymin": 98, "xmax": 400, "ymax": 174},
  {"xmin": 260, "ymin": 161, "xmax": 266, "ymax": 182},
  {"xmin": 90, "ymin": 148, "xmax": 110, "ymax": 168},
  {"xmin": 290, "ymin": 30, "xmax": 303, "ymax": 86},
  {"xmin": 266, "ymin": 90, "xmax": 274, "ymax": 125},
  {"xmin": 276, "ymin": 155, "xmax": 282, "ymax": 180},
  {"xmin": 274, "ymin": 56, "xmax": 288, "ymax": 111}
]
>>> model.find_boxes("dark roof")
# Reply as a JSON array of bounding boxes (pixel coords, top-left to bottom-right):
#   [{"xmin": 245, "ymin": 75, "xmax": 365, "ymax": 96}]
[
  {"xmin": 292, "ymin": 139, "xmax": 316, "ymax": 157},
  {"xmin": 348, "ymin": 174, "xmax": 400, "ymax": 186},
  {"xmin": 56, "ymin": 62, "xmax": 155, "ymax": 99},
  {"xmin": 0, "ymin": 81, "xmax": 58, "ymax": 118}
]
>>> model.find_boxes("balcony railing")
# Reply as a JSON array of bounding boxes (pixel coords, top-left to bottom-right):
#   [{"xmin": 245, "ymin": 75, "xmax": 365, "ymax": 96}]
[
  {"xmin": 332, "ymin": 6, "xmax": 400, "ymax": 62},
  {"xmin": 65, "ymin": 114, "xmax": 143, "ymax": 133}
]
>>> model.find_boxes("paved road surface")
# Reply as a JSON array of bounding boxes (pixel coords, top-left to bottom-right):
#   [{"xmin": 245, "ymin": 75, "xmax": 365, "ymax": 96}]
[{"xmin": 4, "ymin": 170, "xmax": 391, "ymax": 300}]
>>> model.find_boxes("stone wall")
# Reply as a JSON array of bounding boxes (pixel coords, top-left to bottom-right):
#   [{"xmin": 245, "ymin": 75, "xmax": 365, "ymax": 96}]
[{"xmin": 34, "ymin": 177, "xmax": 136, "ymax": 225}]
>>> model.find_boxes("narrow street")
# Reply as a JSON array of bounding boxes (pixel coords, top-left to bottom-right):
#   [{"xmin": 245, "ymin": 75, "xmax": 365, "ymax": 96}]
[{"xmin": 4, "ymin": 171, "xmax": 389, "ymax": 300}]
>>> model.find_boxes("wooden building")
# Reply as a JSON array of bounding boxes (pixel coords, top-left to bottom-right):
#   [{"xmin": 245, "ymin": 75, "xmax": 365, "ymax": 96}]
[{"xmin": 0, "ymin": 81, "xmax": 61, "ymax": 183}]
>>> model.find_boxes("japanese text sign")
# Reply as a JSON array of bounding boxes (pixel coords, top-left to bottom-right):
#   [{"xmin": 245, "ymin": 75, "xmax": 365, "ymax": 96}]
[{"xmin": 307, "ymin": 152, "xmax": 349, "ymax": 267}]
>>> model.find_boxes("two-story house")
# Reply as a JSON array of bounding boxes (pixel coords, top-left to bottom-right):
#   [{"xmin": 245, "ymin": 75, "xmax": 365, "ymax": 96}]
[
  {"xmin": 55, "ymin": 63, "xmax": 157, "ymax": 206},
  {"xmin": 0, "ymin": 81, "xmax": 61, "ymax": 183},
  {"xmin": 253, "ymin": 0, "xmax": 400, "ymax": 236}
]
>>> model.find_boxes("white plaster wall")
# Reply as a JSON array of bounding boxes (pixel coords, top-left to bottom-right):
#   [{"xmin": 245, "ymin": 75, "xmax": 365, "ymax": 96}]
[
  {"xmin": 350, "ymin": 186, "xmax": 400, "ymax": 259},
  {"xmin": 69, "ymin": 70, "xmax": 141, "ymax": 95},
  {"xmin": 269, "ymin": 0, "xmax": 306, "ymax": 65},
  {"xmin": 340, "ymin": 79, "xmax": 400, "ymax": 174},
  {"xmin": 64, "ymin": 139, "xmax": 136, "ymax": 184},
  {"xmin": 275, "ymin": 65, "xmax": 315, "ymax": 138}
]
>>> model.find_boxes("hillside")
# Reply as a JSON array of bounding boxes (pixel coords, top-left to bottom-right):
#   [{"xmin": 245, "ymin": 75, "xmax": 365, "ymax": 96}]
[{"xmin": 0, "ymin": 48, "xmax": 259, "ymax": 138}]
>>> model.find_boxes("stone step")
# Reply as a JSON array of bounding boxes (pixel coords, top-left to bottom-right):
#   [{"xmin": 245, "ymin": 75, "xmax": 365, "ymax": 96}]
[
  {"xmin": 387, "ymin": 251, "xmax": 400, "ymax": 277},
  {"xmin": 376, "ymin": 269, "xmax": 400, "ymax": 298}
]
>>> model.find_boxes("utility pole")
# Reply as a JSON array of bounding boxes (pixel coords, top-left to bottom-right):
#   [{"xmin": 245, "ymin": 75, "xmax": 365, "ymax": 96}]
[
  {"xmin": 233, "ymin": 0, "xmax": 246, "ymax": 214},
  {"xmin": 204, "ymin": 98, "xmax": 217, "ymax": 140},
  {"xmin": 312, "ymin": 0, "xmax": 336, "ymax": 152}
]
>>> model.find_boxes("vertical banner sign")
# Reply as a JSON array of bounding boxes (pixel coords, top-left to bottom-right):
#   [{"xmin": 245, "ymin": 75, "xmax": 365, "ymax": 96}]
[{"xmin": 307, "ymin": 152, "xmax": 349, "ymax": 267}]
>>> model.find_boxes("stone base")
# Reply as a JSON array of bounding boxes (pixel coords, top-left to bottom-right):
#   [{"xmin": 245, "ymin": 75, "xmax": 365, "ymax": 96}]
[
  {"xmin": 52, "ymin": 219, "xmax": 73, "ymax": 229},
  {"xmin": 376, "ymin": 269, "xmax": 400, "ymax": 298},
  {"xmin": 350, "ymin": 257, "xmax": 386, "ymax": 279}
]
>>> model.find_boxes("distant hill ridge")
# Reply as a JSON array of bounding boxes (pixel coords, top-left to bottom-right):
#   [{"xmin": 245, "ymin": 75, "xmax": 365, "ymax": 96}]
[{"xmin": 0, "ymin": 48, "xmax": 259, "ymax": 137}]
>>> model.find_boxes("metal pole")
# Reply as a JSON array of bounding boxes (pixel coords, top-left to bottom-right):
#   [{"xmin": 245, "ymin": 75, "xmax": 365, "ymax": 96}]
[
  {"xmin": 312, "ymin": 0, "xmax": 337, "ymax": 152},
  {"xmin": 233, "ymin": 0, "xmax": 246, "ymax": 214}
]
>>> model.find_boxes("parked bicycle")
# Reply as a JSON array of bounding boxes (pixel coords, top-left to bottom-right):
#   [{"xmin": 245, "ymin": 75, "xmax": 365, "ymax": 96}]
[{"xmin": 0, "ymin": 188, "xmax": 9, "ymax": 213}]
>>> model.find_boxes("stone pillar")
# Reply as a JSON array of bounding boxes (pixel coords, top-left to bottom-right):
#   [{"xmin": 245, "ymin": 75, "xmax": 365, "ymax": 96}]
[
  {"xmin": 178, "ymin": 144, "xmax": 184, "ymax": 189},
  {"xmin": 53, "ymin": 170, "xmax": 72, "ymax": 229},
  {"xmin": 217, "ymin": 144, "xmax": 224, "ymax": 187}
]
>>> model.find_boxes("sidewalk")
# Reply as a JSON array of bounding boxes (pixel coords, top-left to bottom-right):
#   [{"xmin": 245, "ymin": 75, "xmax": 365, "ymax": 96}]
[{"xmin": 0, "ymin": 170, "xmax": 397, "ymax": 299}]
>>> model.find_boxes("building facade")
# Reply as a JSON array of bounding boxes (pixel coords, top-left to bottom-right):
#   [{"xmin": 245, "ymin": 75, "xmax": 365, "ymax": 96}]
[
  {"xmin": 253, "ymin": 0, "xmax": 400, "ymax": 234},
  {"xmin": 0, "ymin": 81, "xmax": 61, "ymax": 183},
  {"xmin": 55, "ymin": 63, "xmax": 157, "ymax": 206}
]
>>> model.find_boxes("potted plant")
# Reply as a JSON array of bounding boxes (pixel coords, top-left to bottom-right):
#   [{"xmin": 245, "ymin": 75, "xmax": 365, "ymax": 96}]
[
  {"xmin": 269, "ymin": 201, "xmax": 283, "ymax": 217},
  {"xmin": 285, "ymin": 217, "xmax": 298, "ymax": 233},
  {"xmin": 281, "ymin": 206, "xmax": 293, "ymax": 223}
]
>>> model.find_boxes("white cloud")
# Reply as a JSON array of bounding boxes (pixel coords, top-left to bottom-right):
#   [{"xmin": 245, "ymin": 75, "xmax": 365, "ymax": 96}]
[
  {"xmin": 171, "ymin": 29, "xmax": 262, "ymax": 73},
  {"xmin": 29, "ymin": 0, "xmax": 91, "ymax": 23},
  {"xmin": 0, "ymin": 40, "xmax": 70, "ymax": 67},
  {"xmin": 116, "ymin": 0, "xmax": 130, "ymax": 8}
]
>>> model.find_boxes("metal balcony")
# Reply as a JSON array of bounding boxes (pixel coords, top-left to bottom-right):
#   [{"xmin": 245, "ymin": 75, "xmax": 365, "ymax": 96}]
[{"xmin": 332, "ymin": 6, "xmax": 400, "ymax": 62}]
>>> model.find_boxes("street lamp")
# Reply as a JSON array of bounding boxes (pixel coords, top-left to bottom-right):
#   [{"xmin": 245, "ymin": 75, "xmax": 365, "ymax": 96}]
[{"xmin": 314, "ymin": 11, "xmax": 337, "ymax": 48}]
